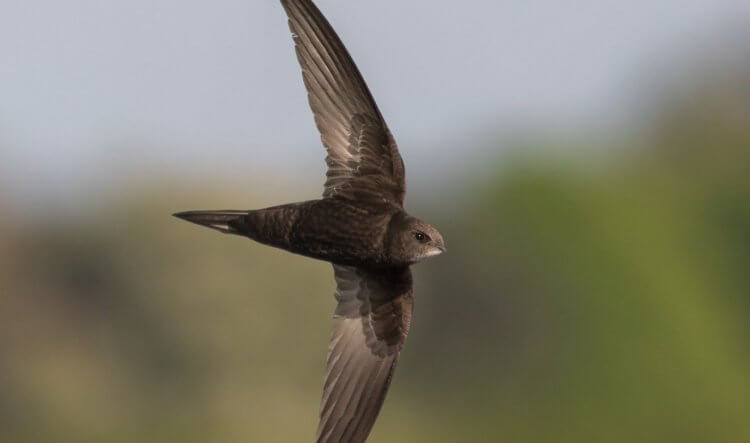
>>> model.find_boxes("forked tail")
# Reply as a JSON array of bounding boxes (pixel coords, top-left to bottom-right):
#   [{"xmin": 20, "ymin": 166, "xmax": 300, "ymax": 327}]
[
  {"xmin": 173, "ymin": 210, "xmax": 250, "ymax": 235},
  {"xmin": 174, "ymin": 202, "xmax": 308, "ymax": 252}
]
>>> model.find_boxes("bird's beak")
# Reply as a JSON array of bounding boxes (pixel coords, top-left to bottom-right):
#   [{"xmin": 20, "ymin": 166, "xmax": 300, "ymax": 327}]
[
  {"xmin": 436, "ymin": 238, "xmax": 447, "ymax": 253},
  {"xmin": 173, "ymin": 210, "xmax": 248, "ymax": 235},
  {"xmin": 425, "ymin": 242, "xmax": 446, "ymax": 258}
]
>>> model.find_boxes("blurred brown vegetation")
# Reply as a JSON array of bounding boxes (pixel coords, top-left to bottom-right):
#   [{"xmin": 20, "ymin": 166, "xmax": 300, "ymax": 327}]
[{"xmin": 2, "ymin": 61, "xmax": 750, "ymax": 442}]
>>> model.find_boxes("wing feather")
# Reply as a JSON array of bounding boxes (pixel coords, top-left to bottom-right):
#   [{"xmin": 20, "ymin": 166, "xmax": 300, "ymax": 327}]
[
  {"xmin": 316, "ymin": 265, "xmax": 413, "ymax": 443},
  {"xmin": 281, "ymin": 0, "xmax": 406, "ymax": 206}
]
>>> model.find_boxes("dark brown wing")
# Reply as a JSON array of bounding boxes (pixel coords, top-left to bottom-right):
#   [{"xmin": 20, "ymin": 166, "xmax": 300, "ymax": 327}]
[
  {"xmin": 317, "ymin": 265, "xmax": 413, "ymax": 443},
  {"xmin": 280, "ymin": 0, "xmax": 406, "ymax": 206}
]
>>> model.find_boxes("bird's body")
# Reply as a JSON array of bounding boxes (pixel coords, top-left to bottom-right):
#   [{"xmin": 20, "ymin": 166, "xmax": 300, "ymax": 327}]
[
  {"xmin": 179, "ymin": 199, "xmax": 431, "ymax": 268},
  {"xmin": 269, "ymin": 198, "xmax": 401, "ymax": 267},
  {"xmin": 175, "ymin": 1, "xmax": 444, "ymax": 441}
]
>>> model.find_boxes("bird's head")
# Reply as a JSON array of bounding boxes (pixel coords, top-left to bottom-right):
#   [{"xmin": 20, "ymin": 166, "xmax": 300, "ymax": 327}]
[{"xmin": 389, "ymin": 215, "xmax": 446, "ymax": 264}]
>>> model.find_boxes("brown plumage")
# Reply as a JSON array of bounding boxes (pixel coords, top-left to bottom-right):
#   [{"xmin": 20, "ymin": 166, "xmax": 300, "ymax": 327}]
[{"xmin": 174, "ymin": 1, "xmax": 445, "ymax": 441}]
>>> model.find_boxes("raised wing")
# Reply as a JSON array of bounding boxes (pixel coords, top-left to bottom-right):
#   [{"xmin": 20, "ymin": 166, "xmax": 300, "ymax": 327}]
[
  {"xmin": 281, "ymin": 0, "xmax": 406, "ymax": 206},
  {"xmin": 317, "ymin": 265, "xmax": 413, "ymax": 443}
]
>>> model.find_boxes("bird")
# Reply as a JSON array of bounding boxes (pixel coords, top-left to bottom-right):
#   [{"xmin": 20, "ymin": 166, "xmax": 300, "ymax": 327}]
[{"xmin": 174, "ymin": 1, "xmax": 445, "ymax": 441}]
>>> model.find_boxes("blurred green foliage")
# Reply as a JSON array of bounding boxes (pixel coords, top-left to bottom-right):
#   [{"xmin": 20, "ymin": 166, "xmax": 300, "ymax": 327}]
[{"xmin": 2, "ymin": 67, "xmax": 749, "ymax": 443}]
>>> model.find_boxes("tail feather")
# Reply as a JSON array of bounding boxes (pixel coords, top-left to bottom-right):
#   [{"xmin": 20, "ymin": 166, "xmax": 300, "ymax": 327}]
[
  {"xmin": 175, "ymin": 202, "xmax": 308, "ymax": 253},
  {"xmin": 173, "ymin": 210, "xmax": 249, "ymax": 235}
]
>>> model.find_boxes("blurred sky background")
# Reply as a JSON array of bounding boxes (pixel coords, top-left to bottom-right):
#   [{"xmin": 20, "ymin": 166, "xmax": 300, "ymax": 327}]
[
  {"xmin": 2, "ymin": 0, "xmax": 749, "ymax": 204},
  {"xmin": 2, "ymin": 1, "xmax": 750, "ymax": 442}
]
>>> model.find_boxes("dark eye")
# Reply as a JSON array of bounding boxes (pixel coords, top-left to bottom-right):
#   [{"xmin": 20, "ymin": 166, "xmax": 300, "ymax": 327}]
[{"xmin": 414, "ymin": 231, "xmax": 430, "ymax": 243}]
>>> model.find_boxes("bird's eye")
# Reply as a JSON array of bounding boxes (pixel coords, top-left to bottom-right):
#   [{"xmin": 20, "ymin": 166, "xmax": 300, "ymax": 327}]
[{"xmin": 414, "ymin": 231, "xmax": 429, "ymax": 243}]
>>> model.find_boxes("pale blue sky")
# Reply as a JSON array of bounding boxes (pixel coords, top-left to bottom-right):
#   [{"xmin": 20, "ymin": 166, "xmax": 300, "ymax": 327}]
[{"xmin": 1, "ymin": 0, "xmax": 748, "ymax": 201}]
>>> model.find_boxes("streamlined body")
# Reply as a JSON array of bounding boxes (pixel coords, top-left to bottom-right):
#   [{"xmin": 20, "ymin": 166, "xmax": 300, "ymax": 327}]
[{"xmin": 175, "ymin": 1, "xmax": 445, "ymax": 442}]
